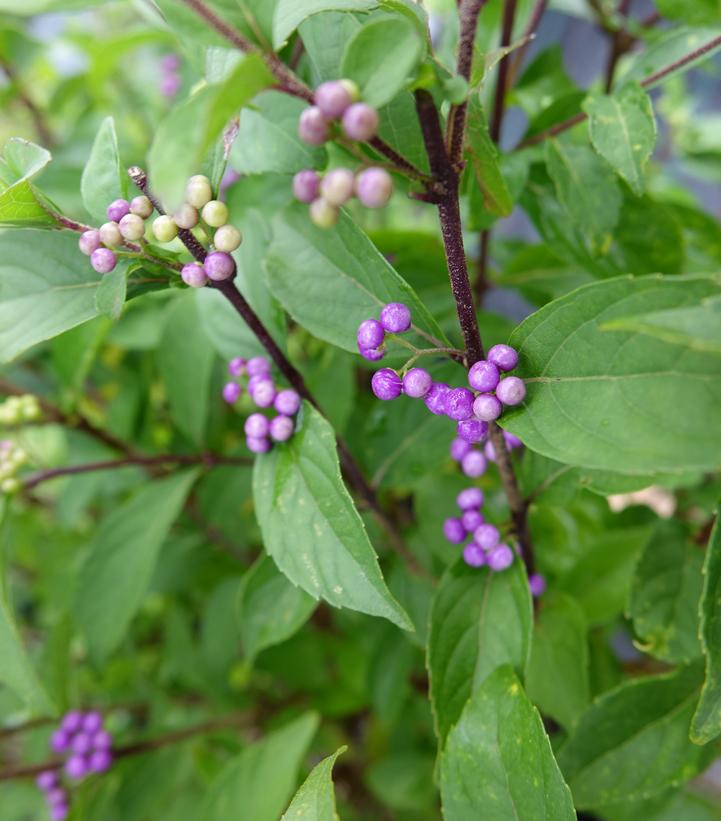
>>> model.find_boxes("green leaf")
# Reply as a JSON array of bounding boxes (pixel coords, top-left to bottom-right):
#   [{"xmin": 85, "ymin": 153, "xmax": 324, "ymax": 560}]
[
  {"xmin": 691, "ymin": 510, "xmax": 721, "ymax": 743},
  {"xmin": 440, "ymin": 665, "xmax": 576, "ymax": 821},
  {"xmin": 463, "ymin": 98, "xmax": 513, "ymax": 220},
  {"xmin": 265, "ymin": 205, "xmax": 447, "ymax": 353},
  {"xmin": 148, "ymin": 53, "xmax": 273, "ymax": 210},
  {"xmin": 428, "ymin": 559, "xmax": 533, "ymax": 746},
  {"xmin": 80, "ymin": 116, "xmax": 124, "ymax": 224},
  {"xmin": 157, "ymin": 294, "xmax": 215, "ymax": 446},
  {"xmin": 273, "ymin": 0, "xmax": 377, "ymax": 48},
  {"xmin": 628, "ymin": 521, "xmax": 703, "ymax": 664},
  {"xmin": 545, "ymin": 139, "xmax": 622, "ymax": 255},
  {"xmin": 75, "ymin": 471, "xmax": 198, "ymax": 662},
  {"xmin": 0, "ymin": 138, "xmax": 55, "ymax": 226},
  {"xmin": 253, "ymin": 401, "xmax": 412, "ymax": 630},
  {"xmin": 655, "ymin": 0, "xmax": 720, "ymax": 26},
  {"xmin": 558, "ymin": 664, "xmax": 708, "ymax": 808},
  {"xmin": 0, "ymin": 228, "xmax": 105, "ymax": 362},
  {"xmin": 94, "ymin": 266, "xmax": 127, "ymax": 320},
  {"xmin": 280, "ymin": 746, "xmax": 346, "ymax": 821},
  {"xmin": 583, "ymin": 83, "xmax": 656, "ymax": 196},
  {"xmin": 526, "ymin": 592, "xmax": 590, "ymax": 731},
  {"xmin": 203, "ymin": 712, "xmax": 319, "ymax": 821},
  {"xmin": 503, "ymin": 274, "xmax": 721, "ymax": 474},
  {"xmin": 236, "ymin": 555, "xmax": 317, "ymax": 664},
  {"xmin": 341, "ymin": 16, "xmax": 423, "ymax": 108}
]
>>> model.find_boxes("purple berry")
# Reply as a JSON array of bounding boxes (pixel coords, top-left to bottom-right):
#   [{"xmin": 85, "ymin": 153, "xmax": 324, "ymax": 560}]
[
  {"xmin": 51, "ymin": 729, "xmax": 71, "ymax": 753},
  {"xmin": 252, "ymin": 379, "xmax": 276, "ymax": 408},
  {"xmin": 274, "ymin": 389, "xmax": 301, "ymax": 416},
  {"xmin": 341, "ymin": 102, "xmax": 379, "ymax": 141},
  {"xmin": 473, "ymin": 394, "xmax": 503, "ymax": 422},
  {"xmin": 181, "ymin": 262, "xmax": 208, "ymax": 288},
  {"xmin": 314, "ymin": 80, "xmax": 356, "ymax": 119},
  {"xmin": 222, "ymin": 382, "xmax": 241, "ymax": 404},
  {"xmin": 90, "ymin": 248, "xmax": 117, "ymax": 274},
  {"xmin": 247, "ymin": 356, "xmax": 271, "ymax": 377},
  {"xmin": 424, "ymin": 382, "xmax": 449, "ymax": 415},
  {"xmin": 357, "ymin": 319, "xmax": 385, "ymax": 350},
  {"xmin": 529, "ymin": 573, "xmax": 546, "ymax": 597},
  {"xmin": 247, "ymin": 374, "xmax": 268, "ymax": 395},
  {"xmin": 445, "ymin": 387, "xmax": 474, "ymax": 421},
  {"xmin": 457, "ymin": 418, "xmax": 488, "ymax": 443},
  {"xmin": 245, "ymin": 413, "xmax": 270, "ymax": 439},
  {"xmin": 504, "ymin": 431, "xmax": 523, "ymax": 449},
  {"xmin": 79, "ymin": 230, "xmax": 101, "ymax": 256},
  {"xmin": 457, "ymin": 488, "xmax": 483, "ymax": 510},
  {"xmin": 463, "ymin": 543, "xmax": 486, "ymax": 568},
  {"xmin": 204, "ymin": 251, "xmax": 235, "ymax": 281},
  {"xmin": 93, "ymin": 729, "xmax": 112, "ymax": 750},
  {"xmin": 269, "ymin": 415, "xmax": 294, "ymax": 442},
  {"xmin": 106, "ymin": 198, "xmax": 130, "ymax": 222},
  {"xmin": 380, "ymin": 302, "xmax": 411, "ymax": 334},
  {"xmin": 355, "ymin": 167, "xmax": 393, "ymax": 209},
  {"xmin": 61, "ymin": 712, "xmax": 83, "ymax": 733},
  {"xmin": 450, "ymin": 437, "xmax": 472, "ymax": 462},
  {"xmin": 161, "ymin": 53, "xmax": 180, "ymax": 72},
  {"xmin": 443, "ymin": 517, "xmax": 466, "ymax": 544},
  {"xmin": 50, "ymin": 804, "xmax": 69, "ymax": 821},
  {"xmin": 360, "ymin": 346, "xmax": 385, "ymax": 362},
  {"xmin": 160, "ymin": 74, "xmax": 181, "ymax": 97},
  {"xmin": 298, "ymin": 106, "xmax": 329, "ymax": 145},
  {"xmin": 246, "ymin": 436, "xmax": 270, "ymax": 454},
  {"xmin": 484, "ymin": 440, "xmax": 496, "ymax": 462},
  {"xmin": 46, "ymin": 787, "xmax": 67, "ymax": 807},
  {"xmin": 461, "ymin": 450, "xmax": 487, "ymax": 478},
  {"xmin": 320, "ymin": 168, "xmax": 355, "ymax": 206},
  {"xmin": 488, "ymin": 344, "xmax": 519, "ymax": 372},
  {"xmin": 402, "ymin": 368, "xmax": 432, "ymax": 398},
  {"xmin": 468, "ymin": 360, "xmax": 500, "ymax": 392},
  {"xmin": 488, "ymin": 544, "xmax": 515, "ymax": 572},
  {"xmin": 89, "ymin": 749, "xmax": 113, "ymax": 773},
  {"xmin": 292, "ymin": 170, "xmax": 321, "ymax": 203},
  {"xmin": 36, "ymin": 771, "xmax": 57, "ymax": 792},
  {"xmin": 496, "ymin": 376, "xmax": 526, "ymax": 407},
  {"xmin": 371, "ymin": 368, "xmax": 402, "ymax": 401},
  {"xmin": 474, "ymin": 523, "xmax": 500, "ymax": 551},
  {"xmin": 461, "ymin": 509, "xmax": 484, "ymax": 532},
  {"xmin": 71, "ymin": 732, "xmax": 93, "ymax": 755},
  {"xmin": 65, "ymin": 755, "xmax": 88, "ymax": 780},
  {"xmin": 228, "ymin": 357, "xmax": 246, "ymax": 376}
]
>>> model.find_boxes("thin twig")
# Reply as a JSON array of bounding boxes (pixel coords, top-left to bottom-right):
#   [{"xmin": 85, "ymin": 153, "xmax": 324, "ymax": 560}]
[
  {"xmin": 604, "ymin": 0, "xmax": 633, "ymax": 92},
  {"xmin": 489, "ymin": 0, "xmax": 519, "ymax": 145},
  {"xmin": 507, "ymin": 0, "xmax": 548, "ymax": 86}
]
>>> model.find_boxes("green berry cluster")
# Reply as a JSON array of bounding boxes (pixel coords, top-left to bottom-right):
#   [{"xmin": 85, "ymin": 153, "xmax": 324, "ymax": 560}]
[
  {"xmin": 0, "ymin": 394, "xmax": 42, "ymax": 426},
  {"xmin": 0, "ymin": 440, "xmax": 29, "ymax": 494}
]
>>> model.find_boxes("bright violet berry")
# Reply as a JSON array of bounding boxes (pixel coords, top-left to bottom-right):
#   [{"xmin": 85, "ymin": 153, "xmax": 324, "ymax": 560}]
[
  {"xmin": 89, "ymin": 749, "xmax": 113, "ymax": 773},
  {"xmin": 247, "ymin": 356, "xmax": 271, "ymax": 377},
  {"xmin": 201, "ymin": 199, "xmax": 229, "ymax": 228},
  {"xmin": 529, "ymin": 573, "xmax": 546, "ymax": 597},
  {"xmin": 504, "ymin": 431, "xmax": 523, "ymax": 449},
  {"xmin": 355, "ymin": 167, "xmax": 393, "ymax": 209},
  {"xmin": 488, "ymin": 544, "xmax": 515, "ymax": 572},
  {"xmin": 93, "ymin": 729, "xmax": 113, "ymax": 750},
  {"xmin": 47, "ymin": 787, "xmax": 67, "ymax": 807},
  {"xmin": 443, "ymin": 517, "xmax": 466, "ymax": 544},
  {"xmin": 298, "ymin": 106, "xmax": 329, "ymax": 145},
  {"xmin": 424, "ymin": 382, "xmax": 449, "ymax": 415},
  {"xmin": 474, "ymin": 523, "xmax": 500, "ymax": 551},
  {"xmin": 457, "ymin": 487, "xmax": 483, "ymax": 510},
  {"xmin": 457, "ymin": 418, "xmax": 488, "ymax": 443},
  {"xmin": 71, "ymin": 732, "xmax": 92, "ymax": 755},
  {"xmin": 214, "ymin": 225, "xmax": 242, "ymax": 253},
  {"xmin": 309, "ymin": 198, "xmax": 339, "ymax": 229},
  {"xmin": 246, "ymin": 436, "xmax": 270, "ymax": 454},
  {"xmin": 65, "ymin": 755, "xmax": 88, "ymax": 780},
  {"xmin": 463, "ymin": 543, "xmax": 486, "ymax": 568},
  {"xmin": 106, "ymin": 198, "xmax": 130, "ymax": 222},
  {"xmin": 99, "ymin": 221, "xmax": 122, "ymax": 247},
  {"xmin": 36, "ymin": 771, "xmax": 57, "ymax": 791},
  {"xmin": 357, "ymin": 319, "xmax": 385, "ymax": 350},
  {"xmin": 204, "ymin": 251, "xmax": 235, "ymax": 281},
  {"xmin": 445, "ymin": 388, "xmax": 474, "ymax": 421},
  {"xmin": 129, "ymin": 195, "xmax": 153, "ymax": 218},
  {"xmin": 320, "ymin": 168, "xmax": 355, "ymax": 206},
  {"xmin": 222, "ymin": 382, "xmax": 241, "ymax": 403},
  {"xmin": 274, "ymin": 389, "xmax": 301, "ymax": 416},
  {"xmin": 380, "ymin": 302, "xmax": 411, "ymax": 334},
  {"xmin": 488, "ymin": 344, "xmax": 519, "ymax": 372},
  {"xmin": 461, "ymin": 509, "xmax": 484, "ymax": 532},
  {"xmin": 173, "ymin": 203, "xmax": 199, "ymax": 229},
  {"xmin": 293, "ymin": 170, "xmax": 321, "ymax": 203},
  {"xmin": 50, "ymin": 806, "xmax": 69, "ymax": 821},
  {"xmin": 185, "ymin": 175, "xmax": 213, "ymax": 209},
  {"xmin": 371, "ymin": 368, "xmax": 402, "ymax": 401},
  {"xmin": 468, "ymin": 360, "xmax": 500, "ymax": 392},
  {"xmin": 83, "ymin": 711, "xmax": 102, "ymax": 732},
  {"xmin": 181, "ymin": 262, "xmax": 208, "ymax": 288},
  {"xmin": 78, "ymin": 229, "xmax": 101, "ymax": 256},
  {"xmin": 314, "ymin": 79, "xmax": 357, "ymax": 119},
  {"xmin": 360, "ymin": 346, "xmax": 385, "ymax": 361},
  {"xmin": 51, "ymin": 729, "xmax": 71, "ymax": 753},
  {"xmin": 119, "ymin": 213, "xmax": 145, "ymax": 241},
  {"xmin": 152, "ymin": 215, "xmax": 178, "ymax": 243},
  {"xmin": 90, "ymin": 248, "xmax": 117, "ymax": 273},
  {"xmin": 245, "ymin": 413, "xmax": 269, "ymax": 439},
  {"xmin": 247, "ymin": 374, "xmax": 268, "ymax": 396},
  {"xmin": 473, "ymin": 394, "xmax": 503, "ymax": 422},
  {"xmin": 402, "ymin": 368, "xmax": 432, "ymax": 398},
  {"xmin": 253, "ymin": 379, "xmax": 276, "ymax": 408},
  {"xmin": 342, "ymin": 102, "xmax": 379, "ymax": 141},
  {"xmin": 496, "ymin": 376, "xmax": 526, "ymax": 407},
  {"xmin": 228, "ymin": 357, "xmax": 246, "ymax": 376},
  {"xmin": 461, "ymin": 450, "xmax": 487, "ymax": 478},
  {"xmin": 450, "ymin": 437, "xmax": 472, "ymax": 462},
  {"xmin": 484, "ymin": 439, "xmax": 496, "ymax": 462},
  {"xmin": 269, "ymin": 415, "xmax": 294, "ymax": 442}
]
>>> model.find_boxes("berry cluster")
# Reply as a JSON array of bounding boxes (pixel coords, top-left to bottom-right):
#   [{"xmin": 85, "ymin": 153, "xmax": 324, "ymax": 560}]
[
  {"xmin": 444, "ymin": 488, "xmax": 516, "ymax": 572},
  {"xmin": 295, "ymin": 79, "xmax": 392, "ymax": 227},
  {"xmin": 159, "ymin": 53, "xmax": 181, "ymax": 98},
  {"xmin": 0, "ymin": 393, "xmax": 41, "ymax": 426},
  {"xmin": 449, "ymin": 429, "xmax": 523, "ymax": 480},
  {"xmin": 0, "ymin": 439, "xmax": 28, "ymax": 494},
  {"xmin": 39, "ymin": 710, "xmax": 113, "ymax": 819},
  {"xmin": 356, "ymin": 302, "xmax": 411, "ymax": 362},
  {"xmin": 222, "ymin": 356, "xmax": 301, "ymax": 454}
]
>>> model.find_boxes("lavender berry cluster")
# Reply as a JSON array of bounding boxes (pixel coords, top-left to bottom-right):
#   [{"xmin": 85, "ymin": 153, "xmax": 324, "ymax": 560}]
[
  {"xmin": 356, "ymin": 302, "xmax": 411, "ymax": 361},
  {"xmin": 38, "ymin": 710, "xmax": 113, "ymax": 819},
  {"xmin": 444, "ymin": 487, "xmax": 515, "ymax": 572},
  {"xmin": 450, "ymin": 428, "xmax": 523, "ymax": 479},
  {"xmin": 222, "ymin": 356, "xmax": 301, "ymax": 453},
  {"xmin": 295, "ymin": 79, "xmax": 392, "ymax": 227}
]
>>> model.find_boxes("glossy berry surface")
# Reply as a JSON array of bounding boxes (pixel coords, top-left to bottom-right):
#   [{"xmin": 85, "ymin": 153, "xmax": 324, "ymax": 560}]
[
  {"xmin": 320, "ymin": 168, "xmax": 355, "ymax": 206},
  {"xmin": 357, "ymin": 319, "xmax": 385, "ymax": 351},
  {"xmin": 274, "ymin": 389, "xmax": 301, "ymax": 416},
  {"xmin": 222, "ymin": 382, "xmax": 241, "ymax": 403},
  {"xmin": 185, "ymin": 175, "xmax": 213, "ymax": 208},
  {"xmin": 445, "ymin": 388, "xmax": 474, "ymax": 421},
  {"xmin": 245, "ymin": 413, "xmax": 269, "ymax": 439},
  {"xmin": 152, "ymin": 215, "xmax": 178, "ymax": 243},
  {"xmin": 380, "ymin": 302, "xmax": 411, "ymax": 333},
  {"xmin": 468, "ymin": 360, "xmax": 500, "ymax": 392},
  {"xmin": 424, "ymin": 382, "xmax": 449, "ymax": 415},
  {"xmin": 90, "ymin": 248, "xmax": 116, "ymax": 273},
  {"xmin": 309, "ymin": 198, "xmax": 339, "ymax": 228},
  {"xmin": 79, "ymin": 230, "xmax": 101, "ymax": 256},
  {"xmin": 443, "ymin": 517, "xmax": 466, "ymax": 544},
  {"xmin": 292, "ymin": 169, "xmax": 321, "ymax": 203},
  {"xmin": 214, "ymin": 225, "xmax": 242, "ymax": 252},
  {"xmin": 181, "ymin": 262, "xmax": 208, "ymax": 288},
  {"xmin": 496, "ymin": 376, "xmax": 526, "ymax": 406},
  {"xmin": 173, "ymin": 203, "xmax": 199, "ymax": 229},
  {"xmin": 129, "ymin": 195, "xmax": 153, "ymax": 218},
  {"xmin": 457, "ymin": 418, "xmax": 488, "ymax": 443},
  {"xmin": 106, "ymin": 198, "xmax": 130, "ymax": 222},
  {"xmin": 461, "ymin": 450, "xmax": 487, "ymax": 478},
  {"xmin": 463, "ymin": 543, "xmax": 486, "ymax": 567},
  {"xmin": 488, "ymin": 344, "xmax": 519, "ymax": 372},
  {"xmin": 488, "ymin": 544, "xmax": 514, "ymax": 572},
  {"xmin": 457, "ymin": 488, "xmax": 483, "ymax": 510},
  {"xmin": 402, "ymin": 368, "xmax": 432, "ymax": 398},
  {"xmin": 355, "ymin": 167, "xmax": 393, "ymax": 208},
  {"xmin": 201, "ymin": 200, "xmax": 229, "ymax": 228},
  {"xmin": 298, "ymin": 106, "xmax": 329, "ymax": 145},
  {"xmin": 314, "ymin": 79, "xmax": 356, "ymax": 118},
  {"xmin": 204, "ymin": 251, "xmax": 235, "ymax": 281},
  {"xmin": 473, "ymin": 394, "xmax": 503, "ymax": 422},
  {"xmin": 246, "ymin": 436, "xmax": 270, "ymax": 454},
  {"xmin": 341, "ymin": 103, "xmax": 379, "ymax": 141},
  {"xmin": 371, "ymin": 368, "xmax": 402, "ymax": 401},
  {"xmin": 474, "ymin": 523, "xmax": 500, "ymax": 551},
  {"xmin": 119, "ymin": 213, "xmax": 145, "ymax": 240},
  {"xmin": 269, "ymin": 415, "xmax": 294, "ymax": 442}
]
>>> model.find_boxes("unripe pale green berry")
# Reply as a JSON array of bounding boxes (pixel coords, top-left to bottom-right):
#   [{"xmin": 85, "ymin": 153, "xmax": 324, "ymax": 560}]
[
  {"xmin": 201, "ymin": 200, "xmax": 229, "ymax": 228},
  {"xmin": 129, "ymin": 195, "xmax": 153, "ymax": 219},
  {"xmin": 99, "ymin": 221, "xmax": 122, "ymax": 247},
  {"xmin": 152, "ymin": 215, "xmax": 178, "ymax": 243},
  {"xmin": 173, "ymin": 203, "xmax": 199, "ymax": 230},
  {"xmin": 185, "ymin": 175, "xmax": 213, "ymax": 208},
  {"xmin": 214, "ymin": 224, "xmax": 242, "ymax": 252},
  {"xmin": 340, "ymin": 79, "xmax": 360, "ymax": 102},
  {"xmin": 309, "ymin": 198, "xmax": 339, "ymax": 229},
  {"xmin": 118, "ymin": 213, "xmax": 145, "ymax": 241},
  {"xmin": 320, "ymin": 168, "xmax": 355, "ymax": 206},
  {"xmin": 1, "ymin": 478, "xmax": 20, "ymax": 494}
]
